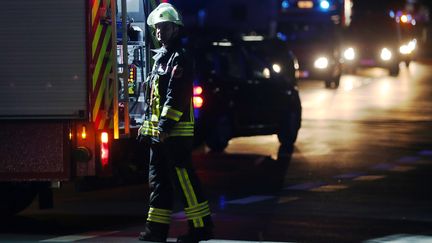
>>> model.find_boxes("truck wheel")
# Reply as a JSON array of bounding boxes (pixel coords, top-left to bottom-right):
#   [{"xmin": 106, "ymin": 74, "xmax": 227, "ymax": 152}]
[
  {"xmin": 389, "ymin": 65, "xmax": 400, "ymax": 77},
  {"xmin": 325, "ymin": 76, "xmax": 340, "ymax": 89},
  {"xmin": 278, "ymin": 96, "xmax": 301, "ymax": 146},
  {"xmin": 0, "ymin": 182, "xmax": 38, "ymax": 216},
  {"xmin": 205, "ymin": 115, "xmax": 232, "ymax": 152}
]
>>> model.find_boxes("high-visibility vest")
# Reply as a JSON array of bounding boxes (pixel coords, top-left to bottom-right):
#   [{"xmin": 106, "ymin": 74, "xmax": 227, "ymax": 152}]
[{"xmin": 140, "ymin": 45, "xmax": 194, "ymax": 137}]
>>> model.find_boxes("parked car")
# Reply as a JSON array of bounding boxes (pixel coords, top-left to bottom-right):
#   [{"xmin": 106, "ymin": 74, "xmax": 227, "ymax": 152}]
[{"xmin": 190, "ymin": 37, "xmax": 302, "ymax": 152}]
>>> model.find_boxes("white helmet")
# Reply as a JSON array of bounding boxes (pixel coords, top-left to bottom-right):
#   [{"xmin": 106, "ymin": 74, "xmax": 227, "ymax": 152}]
[{"xmin": 147, "ymin": 3, "xmax": 183, "ymax": 28}]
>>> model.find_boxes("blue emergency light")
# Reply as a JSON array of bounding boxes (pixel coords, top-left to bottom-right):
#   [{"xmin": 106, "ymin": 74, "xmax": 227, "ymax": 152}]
[
  {"xmin": 281, "ymin": 0, "xmax": 290, "ymax": 9},
  {"xmin": 320, "ymin": 0, "xmax": 330, "ymax": 10}
]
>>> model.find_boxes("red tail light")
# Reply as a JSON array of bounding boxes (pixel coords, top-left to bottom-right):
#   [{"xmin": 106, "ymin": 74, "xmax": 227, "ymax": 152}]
[
  {"xmin": 193, "ymin": 86, "xmax": 203, "ymax": 95},
  {"xmin": 100, "ymin": 132, "xmax": 109, "ymax": 167},
  {"xmin": 193, "ymin": 85, "xmax": 204, "ymax": 108}
]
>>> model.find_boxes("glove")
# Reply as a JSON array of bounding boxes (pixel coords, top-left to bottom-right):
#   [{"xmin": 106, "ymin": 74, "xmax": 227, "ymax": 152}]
[{"xmin": 150, "ymin": 131, "xmax": 169, "ymax": 145}]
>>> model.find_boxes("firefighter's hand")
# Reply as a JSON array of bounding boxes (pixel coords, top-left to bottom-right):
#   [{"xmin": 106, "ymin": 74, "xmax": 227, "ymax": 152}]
[{"xmin": 137, "ymin": 126, "xmax": 142, "ymax": 139}]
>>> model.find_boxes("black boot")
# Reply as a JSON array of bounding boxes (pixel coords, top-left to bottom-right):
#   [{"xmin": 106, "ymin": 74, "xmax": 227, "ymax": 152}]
[
  {"xmin": 139, "ymin": 222, "xmax": 169, "ymax": 242},
  {"xmin": 176, "ymin": 227, "xmax": 213, "ymax": 243}
]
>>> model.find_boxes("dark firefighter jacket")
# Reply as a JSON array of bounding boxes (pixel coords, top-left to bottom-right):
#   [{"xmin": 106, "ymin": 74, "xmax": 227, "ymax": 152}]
[{"xmin": 139, "ymin": 43, "xmax": 194, "ymax": 137}]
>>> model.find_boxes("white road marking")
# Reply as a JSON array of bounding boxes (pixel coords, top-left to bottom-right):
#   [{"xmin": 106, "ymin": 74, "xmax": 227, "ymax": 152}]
[{"xmin": 40, "ymin": 231, "xmax": 119, "ymax": 242}]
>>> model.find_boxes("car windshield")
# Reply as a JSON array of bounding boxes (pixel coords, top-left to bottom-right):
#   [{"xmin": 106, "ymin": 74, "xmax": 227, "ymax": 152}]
[
  {"xmin": 277, "ymin": 22, "xmax": 336, "ymax": 43},
  {"xmin": 346, "ymin": 16, "xmax": 399, "ymax": 44},
  {"xmin": 194, "ymin": 45, "xmax": 247, "ymax": 81}
]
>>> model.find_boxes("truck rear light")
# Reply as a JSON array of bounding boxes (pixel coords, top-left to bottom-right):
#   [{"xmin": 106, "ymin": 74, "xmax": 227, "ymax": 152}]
[
  {"xmin": 81, "ymin": 125, "xmax": 87, "ymax": 140},
  {"xmin": 100, "ymin": 132, "xmax": 109, "ymax": 167},
  {"xmin": 193, "ymin": 86, "xmax": 203, "ymax": 95},
  {"xmin": 193, "ymin": 96, "xmax": 204, "ymax": 108},
  {"xmin": 193, "ymin": 85, "xmax": 204, "ymax": 108}
]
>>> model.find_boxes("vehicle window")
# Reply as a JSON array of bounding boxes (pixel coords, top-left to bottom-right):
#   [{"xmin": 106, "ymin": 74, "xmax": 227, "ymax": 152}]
[
  {"xmin": 247, "ymin": 52, "xmax": 270, "ymax": 79},
  {"xmin": 196, "ymin": 47, "xmax": 246, "ymax": 81},
  {"xmin": 117, "ymin": 0, "xmax": 144, "ymax": 22},
  {"xmin": 277, "ymin": 22, "xmax": 335, "ymax": 42},
  {"xmin": 218, "ymin": 50, "xmax": 245, "ymax": 80}
]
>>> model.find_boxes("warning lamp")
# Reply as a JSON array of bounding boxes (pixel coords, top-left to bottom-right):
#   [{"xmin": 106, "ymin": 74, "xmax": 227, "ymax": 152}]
[
  {"xmin": 100, "ymin": 132, "xmax": 109, "ymax": 167},
  {"xmin": 193, "ymin": 86, "xmax": 203, "ymax": 95},
  {"xmin": 193, "ymin": 96, "xmax": 204, "ymax": 108},
  {"xmin": 81, "ymin": 125, "xmax": 87, "ymax": 139},
  {"xmin": 128, "ymin": 65, "xmax": 137, "ymax": 83},
  {"xmin": 320, "ymin": 0, "xmax": 330, "ymax": 10},
  {"xmin": 193, "ymin": 85, "xmax": 204, "ymax": 108}
]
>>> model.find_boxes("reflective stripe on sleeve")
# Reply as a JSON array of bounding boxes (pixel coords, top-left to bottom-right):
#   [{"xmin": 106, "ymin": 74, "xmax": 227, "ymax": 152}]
[
  {"xmin": 170, "ymin": 122, "xmax": 194, "ymax": 137},
  {"xmin": 161, "ymin": 106, "xmax": 183, "ymax": 122}
]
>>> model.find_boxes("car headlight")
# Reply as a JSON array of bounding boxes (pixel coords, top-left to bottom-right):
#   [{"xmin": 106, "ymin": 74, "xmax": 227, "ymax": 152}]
[
  {"xmin": 263, "ymin": 68, "xmax": 271, "ymax": 78},
  {"xmin": 343, "ymin": 47, "xmax": 355, "ymax": 60},
  {"xmin": 314, "ymin": 57, "xmax": 329, "ymax": 69},
  {"xmin": 408, "ymin": 39, "xmax": 417, "ymax": 50},
  {"xmin": 272, "ymin": 63, "xmax": 282, "ymax": 73},
  {"xmin": 400, "ymin": 39, "xmax": 417, "ymax": 55},
  {"xmin": 399, "ymin": 44, "xmax": 411, "ymax": 54},
  {"xmin": 380, "ymin": 48, "xmax": 392, "ymax": 61}
]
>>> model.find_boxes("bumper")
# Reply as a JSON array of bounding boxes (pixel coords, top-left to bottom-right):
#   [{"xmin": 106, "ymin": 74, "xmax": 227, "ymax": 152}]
[
  {"xmin": 296, "ymin": 64, "xmax": 340, "ymax": 81},
  {"xmin": 344, "ymin": 58, "xmax": 399, "ymax": 69}
]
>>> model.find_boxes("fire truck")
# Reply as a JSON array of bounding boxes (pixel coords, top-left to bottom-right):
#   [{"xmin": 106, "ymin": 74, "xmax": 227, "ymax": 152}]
[
  {"xmin": 276, "ymin": 0, "xmax": 352, "ymax": 88},
  {"xmin": 0, "ymin": 0, "xmax": 162, "ymax": 215}
]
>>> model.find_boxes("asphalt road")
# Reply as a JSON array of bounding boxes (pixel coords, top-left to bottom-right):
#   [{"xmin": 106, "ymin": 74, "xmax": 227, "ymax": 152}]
[{"xmin": 1, "ymin": 62, "xmax": 432, "ymax": 242}]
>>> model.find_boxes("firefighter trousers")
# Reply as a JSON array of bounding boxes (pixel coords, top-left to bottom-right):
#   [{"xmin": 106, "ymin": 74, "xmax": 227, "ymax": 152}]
[{"xmin": 147, "ymin": 136, "xmax": 212, "ymax": 230}]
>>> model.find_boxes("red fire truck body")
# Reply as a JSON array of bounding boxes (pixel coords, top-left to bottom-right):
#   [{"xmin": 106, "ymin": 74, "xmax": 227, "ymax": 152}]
[{"xmin": 0, "ymin": 0, "xmax": 155, "ymax": 215}]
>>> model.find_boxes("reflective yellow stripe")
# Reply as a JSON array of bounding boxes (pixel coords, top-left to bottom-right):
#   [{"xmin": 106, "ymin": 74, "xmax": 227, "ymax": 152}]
[
  {"xmin": 161, "ymin": 106, "xmax": 183, "ymax": 122},
  {"xmin": 147, "ymin": 207, "xmax": 171, "ymax": 224},
  {"xmin": 185, "ymin": 201, "xmax": 209, "ymax": 214},
  {"xmin": 140, "ymin": 121, "xmax": 159, "ymax": 136},
  {"xmin": 147, "ymin": 215, "xmax": 170, "ymax": 224},
  {"xmin": 185, "ymin": 202, "xmax": 211, "ymax": 219},
  {"xmin": 170, "ymin": 122, "xmax": 194, "ymax": 137},
  {"xmin": 185, "ymin": 209, "xmax": 211, "ymax": 220},
  {"xmin": 189, "ymin": 100, "xmax": 194, "ymax": 122},
  {"xmin": 149, "ymin": 207, "xmax": 172, "ymax": 216},
  {"xmin": 175, "ymin": 167, "xmax": 204, "ymax": 227},
  {"xmin": 151, "ymin": 75, "xmax": 161, "ymax": 122}
]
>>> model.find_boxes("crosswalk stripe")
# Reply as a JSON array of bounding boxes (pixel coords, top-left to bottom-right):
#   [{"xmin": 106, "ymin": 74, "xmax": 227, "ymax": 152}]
[
  {"xmin": 227, "ymin": 195, "xmax": 275, "ymax": 205},
  {"xmin": 166, "ymin": 239, "xmax": 295, "ymax": 243},
  {"xmin": 353, "ymin": 175, "xmax": 386, "ymax": 181},
  {"xmin": 389, "ymin": 165, "xmax": 415, "ymax": 172},
  {"xmin": 284, "ymin": 182, "xmax": 326, "ymax": 191},
  {"xmin": 364, "ymin": 234, "xmax": 432, "ymax": 243},
  {"xmin": 333, "ymin": 172, "xmax": 365, "ymax": 180},
  {"xmin": 40, "ymin": 231, "xmax": 119, "ymax": 242},
  {"xmin": 371, "ymin": 163, "xmax": 395, "ymax": 171},
  {"xmin": 418, "ymin": 150, "xmax": 432, "ymax": 156},
  {"xmin": 309, "ymin": 184, "xmax": 349, "ymax": 192}
]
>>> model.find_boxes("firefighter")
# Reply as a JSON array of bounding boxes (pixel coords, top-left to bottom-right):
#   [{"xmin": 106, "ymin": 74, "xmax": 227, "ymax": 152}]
[{"xmin": 137, "ymin": 3, "xmax": 213, "ymax": 242}]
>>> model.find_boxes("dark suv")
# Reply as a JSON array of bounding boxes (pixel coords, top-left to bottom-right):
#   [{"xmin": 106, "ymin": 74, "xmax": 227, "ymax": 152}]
[{"xmin": 190, "ymin": 38, "xmax": 302, "ymax": 152}]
